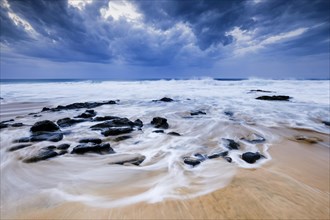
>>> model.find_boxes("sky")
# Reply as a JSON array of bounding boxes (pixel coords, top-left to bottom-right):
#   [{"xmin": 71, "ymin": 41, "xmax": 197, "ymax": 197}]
[{"xmin": 0, "ymin": 0, "xmax": 329, "ymax": 79}]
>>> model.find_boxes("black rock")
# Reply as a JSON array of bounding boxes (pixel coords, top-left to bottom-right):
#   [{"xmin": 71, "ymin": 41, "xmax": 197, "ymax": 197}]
[
  {"xmin": 1, "ymin": 119, "xmax": 14, "ymax": 123},
  {"xmin": 30, "ymin": 120, "xmax": 60, "ymax": 133},
  {"xmin": 11, "ymin": 123, "xmax": 24, "ymax": 127},
  {"xmin": 23, "ymin": 149, "xmax": 59, "ymax": 163},
  {"xmin": 57, "ymin": 143, "xmax": 70, "ymax": 150},
  {"xmin": 30, "ymin": 132, "xmax": 64, "ymax": 142},
  {"xmin": 190, "ymin": 111, "xmax": 206, "ymax": 116},
  {"xmin": 79, "ymin": 138, "xmax": 102, "ymax": 144},
  {"xmin": 223, "ymin": 139, "xmax": 240, "ymax": 150},
  {"xmin": 249, "ymin": 89, "xmax": 273, "ymax": 93},
  {"xmin": 322, "ymin": 121, "xmax": 330, "ymax": 126},
  {"xmin": 241, "ymin": 152, "xmax": 265, "ymax": 164},
  {"xmin": 109, "ymin": 154, "xmax": 146, "ymax": 166},
  {"xmin": 57, "ymin": 117, "xmax": 86, "ymax": 127},
  {"xmin": 0, "ymin": 123, "xmax": 9, "ymax": 129},
  {"xmin": 167, "ymin": 132, "xmax": 181, "ymax": 136},
  {"xmin": 224, "ymin": 157, "xmax": 232, "ymax": 163},
  {"xmin": 41, "ymin": 100, "xmax": 116, "ymax": 112},
  {"xmin": 71, "ymin": 143, "xmax": 114, "ymax": 154},
  {"xmin": 42, "ymin": 145, "xmax": 57, "ymax": 150},
  {"xmin": 93, "ymin": 116, "xmax": 120, "ymax": 121},
  {"xmin": 8, "ymin": 144, "xmax": 32, "ymax": 152},
  {"xmin": 151, "ymin": 117, "xmax": 169, "ymax": 129},
  {"xmin": 224, "ymin": 111, "xmax": 234, "ymax": 117},
  {"xmin": 256, "ymin": 95, "xmax": 290, "ymax": 101},
  {"xmin": 58, "ymin": 150, "xmax": 68, "ymax": 155},
  {"xmin": 113, "ymin": 135, "xmax": 132, "ymax": 142},
  {"xmin": 183, "ymin": 157, "xmax": 201, "ymax": 167},
  {"xmin": 75, "ymin": 109, "xmax": 97, "ymax": 118},
  {"xmin": 153, "ymin": 130, "xmax": 164, "ymax": 133},
  {"xmin": 134, "ymin": 119, "xmax": 143, "ymax": 127},
  {"xmin": 207, "ymin": 151, "xmax": 228, "ymax": 159},
  {"xmin": 101, "ymin": 127, "xmax": 133, "ymax": 136},
  {"xmin": 91, "ymin": 118, "xmax": 135, "ymax": 130}
]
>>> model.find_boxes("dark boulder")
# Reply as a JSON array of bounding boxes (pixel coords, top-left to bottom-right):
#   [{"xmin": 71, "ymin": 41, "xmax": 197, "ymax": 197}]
[
  {"xmin": 12, "ymin": 123, "xmax": 24, "ymax": 127},
  {"xmin": 91, "ymin": 118, "xmax": 135, "ymax": 130},
  {"xmin": 241, "ymin": 152, "xmax": 265, "ymax": 164},
  {"xmin": 190, "ymin": 111, "xmax": 206, "ymax": 116},
  {"xmin": 75, "ymin": 109, "xmax": 97, "ymax": 118},
  {"xmin": 0, "ymin": 123, "xmax": 9, "ymax": 129},
  {"xmin": 71, "ymin": 143, "xmax": 114, "ymax": 154},
  {"xmin": 167, "ymin": 132, "xmax": 181, "ymax": 136},
  {"xmin": 151, "ymin": 117, "xmax": 169, "ymax": 129},
  {"xmin": 207, "ymin": 151, "xmax": 228, "ymax": 159},
  {"xmin": 57, "ymin": 117, "xmax": 86, "ymax": 127},
  {"xmin": 8, "ymin": 144, "xmax": 32, "ymax": 152},
  {"xmin": 57, "ymin": 143, "xmax": 70, "ymax": 150},
  {"xmin": 183, "ymin": 157, "xmax": 201, "ymax": 167},
  {"xmin": 42, "ymin": 146, "xmax": 56, "ymax": 150},
  {"xmin": 41, "ymin": 100, "xmax": 116, "ymax": 112},
  {"xmin": 322, "ymin": 121, "xmax": 330, "ymax": 126},
  {"xmin": 101, "ymin": 127, "xmax": 133, "ymax": 136},
  {"xmin": 256, "ymin": 95, "xmax": 290, "ymax": 101},
  {"xmin": 30, "ymin": 120, "xmax": 60, "ymax": 133},
  {"xmin": 23, "ymin": 149, "xmax": 59, "ymax": 163},
  {"xmin": 223, "ymin": 139, "xmax": 240, "ymax": 150},
  {"xmin": 113, "ymin": 135, "xmax": 132, "ymax": 142},
  {"xmin": 153, "ymin": 130, "xmax": 164, "ymax": 133},
  {"xmin": 79, "ymin": 138, "xmax": 102, "ymax": 144},
  {"xmin": 134, "ymin": 119, "xmax": 143, "ymax": 127}
]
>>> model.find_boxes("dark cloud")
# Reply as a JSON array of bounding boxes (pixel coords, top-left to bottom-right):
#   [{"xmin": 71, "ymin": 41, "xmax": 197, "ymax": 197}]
[{"xmin": 0, "ymin": 0, "xmax": 329, "ymax": 68}]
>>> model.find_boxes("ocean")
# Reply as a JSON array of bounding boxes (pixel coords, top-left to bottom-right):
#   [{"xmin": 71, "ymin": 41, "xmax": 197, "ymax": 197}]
[{"xmin": 0, "ymin": 78, "xmax": 329, "ymax": 216}]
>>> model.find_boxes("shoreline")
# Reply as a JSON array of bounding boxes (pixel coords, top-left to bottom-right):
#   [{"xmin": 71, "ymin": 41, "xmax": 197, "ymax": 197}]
[{"xmin": 4, "ymin": 127, "xmax": 329, "ymax": 220}]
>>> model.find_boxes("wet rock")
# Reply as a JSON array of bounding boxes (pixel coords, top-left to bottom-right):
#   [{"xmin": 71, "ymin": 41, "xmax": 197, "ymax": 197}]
[
  {"xmin": 71, "ymin": 143, "xmax": 114, "ymax": 154},
  {"xmin": 41, "ymin": 100, "xmax": 116, "ymax": 112},
  {"xmin": 108, "ymin": 154, "xmax": 146, "ymax": 166},
  {"xmin": 207, "ymin": 151, "xmax": 228, "ymax": 159},
  {"xmin": 224, "ymin": 111, "xmax": 234, "ymax": 117},
  {"xmin": 322, "ymin": 121, "xmax": 330, "ymax": 126},
  {"xmin": 256, "ymin": 95, "xmax": 290, "ymax": 101},
  {"xmin": 57, "ymin": 143, "xmax": 70, "ymax": 150},
  {"xmin": 113, "ymin": 135, "xmax": 132, "ymax": 142},
  {"xmin": 167, "ymin": 132, "xmax": 181, "ymax": 136},
  {"xmin": 93, "ymin": 116, "xmax": 120, "ymax": 121},
  {"xmin": 23, "ymin": 149, "xmax": 59, "ymax": 163},
  {"xmin": 249, "ymin": 89, "xmax": 273, "ymax": 93},
  {"xmin": 224, "ymin": 157, "xmax": 232, "ymax": 163},
  {"xmin": 101, "ymin": 127, "xmax": 133, "ymax": 136},
  {"xmin": 294, "ymin": 135, "xmax": 322, "ymax": 144},
  {"xmin": 79, "ymin": 138, "xmax": 102, "ymax": 144},
  {"xmin": 241, "ymin": 133, "xmax": 266, "ymax": 144},
  {"xmin": 91, "ymin": 118, "xmax": 135, "ymax": 130},
  {"xmin": 241, "ymin": 152, "xmax": 265, "ymax": 164},
  {"xmin": 75, "ymin": 109, "xmax": 97, "ymax": 118},
  {"xmin": 57, "ymin": 117, "xmax": 86, "ymax": 127},
  {"xmin": 194, "ymin": 153, "xmax": 207, "ymax": 161},
  {"xmin": 0, "ymin": 123, "xmax": 9, "ymax": 129},
  {"xmin": 1, "ymin": 119, "xmax": 14, "ymax": 123},
  {"xmin": 190, "ymin": 110, "xmax": 206, "ymax": 116},
  {"xmin": 33, "ymin": 115, "xmax": 42, "ymax": 117},
  {"xmin": 183, "ymin": 157, "xmax": 201, "ymax": 167},
  {"xmin": 134, "ymin": 119, "xmax": 143, "ymax": 127},
  {"xmin": 8, "ymin": 144, "xmax": 32, "ymax": 152},
  {"xmin": 30, "ymin": 132, "xmax": 64, "ymax": 142},
  {"xmin": 42, "ymin": 145, "xmax": 57, "ymax": 150},
  {"xmin": 223, "ymin": 139, "xmax": 240, "ymax": 150},
  {"xmin": 30, "ymin": 120, "xmax": 60, "ymax": 133},
  {"xmin": 151, "ymin": 117, "xmax": 169, "ymax": 129},
  {"xmin": 12, "ymin": 123, "xmax": 24, "ymax": 127},
  {"xmin": 153, "ymin": 97, "xmax": 174, "ymax": 102},
  {"xmin": 153, "ymin": 130, "xmax": 164, "ymax": 133}
]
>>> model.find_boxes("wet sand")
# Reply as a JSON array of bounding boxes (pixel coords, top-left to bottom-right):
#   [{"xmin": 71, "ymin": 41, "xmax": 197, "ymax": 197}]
[
  {"xmin": 7, "ymin": 128, "xmax": 329, "ymax": 220},
  {"xmin": 0, "ymin": 102, "xmax": 48, "ymax": 121}
]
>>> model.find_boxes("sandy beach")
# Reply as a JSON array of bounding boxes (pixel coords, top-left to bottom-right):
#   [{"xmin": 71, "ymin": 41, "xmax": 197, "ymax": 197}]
[{"xmin": 6, "ymin": 127, "xmax": 329, "ymax": 220}]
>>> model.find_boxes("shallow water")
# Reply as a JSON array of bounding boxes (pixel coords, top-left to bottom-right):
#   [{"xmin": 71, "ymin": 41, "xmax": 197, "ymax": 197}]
[{"xmin": 0, "ymin": 79, "xmax": 329, "ymax": 216}]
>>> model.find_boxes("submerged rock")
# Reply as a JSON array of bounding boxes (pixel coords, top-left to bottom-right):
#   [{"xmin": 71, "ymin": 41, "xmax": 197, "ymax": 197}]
[
  {"xmin": 101, "ymin": 127, "xmax": 133, "ymax": 136},
  {"xmin": 11, "ymin": 123, "xmax": 24, "ymax": 127},
  {"xmin": 93, "ymin": 116, "xmax": 120, "ymax": 121},
  {"xmin": 57, "ymin": 143, "xmax": 70, "ymax": 150},
  {"xmin": 153, "ymin": 130, "xmax": 164, "ymax": 133},
  {"xmin": 0, "ymin": 123, "xmax": 9, "ymax": 129},
  {"xmin": 108, "ymin": 154, "xmax": 146, "ymax": 166},
  {"xmin": 183, "ymin": 157, "xmax": 201, "ymax": 167},
  {"xmin": 23, "ymin": 149, "xmax": 59, "ymax": 163},
  {"xmin": 224, "ymin": 157, "xmax": 232, "ymax": 163},
  {"xmin": 256, "ymin": 95, "xmax": 290, "ymax": 101},
  {"xmin": 194, "ymin": 153, "xmax": 207, "ymax": 161},
  {"xmin": 79, "ymin": 138, "xmax": 102, "ymax": 144},
  {"xmin": 167, "ymin": 132, "xmax": 181, "ymax": 136},
  {"xmin": 241, "ymin": 133, "xmax": 266, "ymax": 144},
  {"xmin": 190, "ymin": 110, "xmax": 206, "ymax": 116},
  {"xmin": 153, "ymin": 97, "xmax": 174, "ymax": 102},
  {"xmin": 151, "ymin": 117, "xmax": 169, "ymax": 129},
  {"xmin": 71, "ymin": 143, "xmax": 114, "ymax": 154},
  {"xmin": 322, "ymin": 121, "xmax": 330, "ymax": 126},
  {"xmin": 294, "ymin": 135, "xmax": 322, "ymax": 144},
  {"xmin": 30, "ymin": 120, "xmax": 60, "ymax": 133},
  {"xmin": 91, "ymin": 118, "xmax": 135, "ymax": 130},
  {"xmin": 41, "ymin": 100, "xmax": 116, "ymax": 112},
  {"xmin": 57, "ymin": 117, "xmax": 86, "ymax": 127},
  {"xmin": 16, "ymin": 131, "xmax": 64, "ymax": 143},
  {"xmin": 75, "ymin": 109, "xmax": 97, "ymax": 118},
  {"xmin": 113, "ymin": 135, "xmax": 132, "ymax": 142},
  {"xmin": 8, "ymin": 144, "xmax": 32, "ymax": 152},
  {"xmin": 207, "ymin": 151, "xmax": 228, "ymax": 159},
  {"xmin": 241, "ymin": 152, "xmax": 265, "ymax": 164},
  {"xmin": 222, "ymin": 139, "xmax": 240, "ymax": 150},
  {"xmin": 224, "ymin": 111, "xmax": 234, "ymax": 117},
  {"xmin": 249, "ymin": 89, "xmax": 273, "ymax": 93}
]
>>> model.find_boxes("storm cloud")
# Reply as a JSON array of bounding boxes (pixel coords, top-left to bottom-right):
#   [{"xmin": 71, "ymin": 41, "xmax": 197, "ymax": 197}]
[{"xmin": 0, "ymin": 0, "xmax": 329, "ymax": 79}]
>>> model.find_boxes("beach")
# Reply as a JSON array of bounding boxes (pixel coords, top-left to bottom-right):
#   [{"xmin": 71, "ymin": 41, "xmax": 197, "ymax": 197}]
[{"xmin": 0, "ymin": 79, "xmax": 329, "ymax": 219}]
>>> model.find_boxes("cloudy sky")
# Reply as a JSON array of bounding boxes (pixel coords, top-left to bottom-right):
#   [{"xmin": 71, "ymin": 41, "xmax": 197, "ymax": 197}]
[{"xmin": 0, "ymin": 0, "xmax": 329, "ymax": 79}]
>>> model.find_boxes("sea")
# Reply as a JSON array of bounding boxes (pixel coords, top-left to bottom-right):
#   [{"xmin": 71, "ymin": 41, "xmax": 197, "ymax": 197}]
[{"xmin": 0, "ymin": 78, "xmax": 329, "ymax": 215}]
